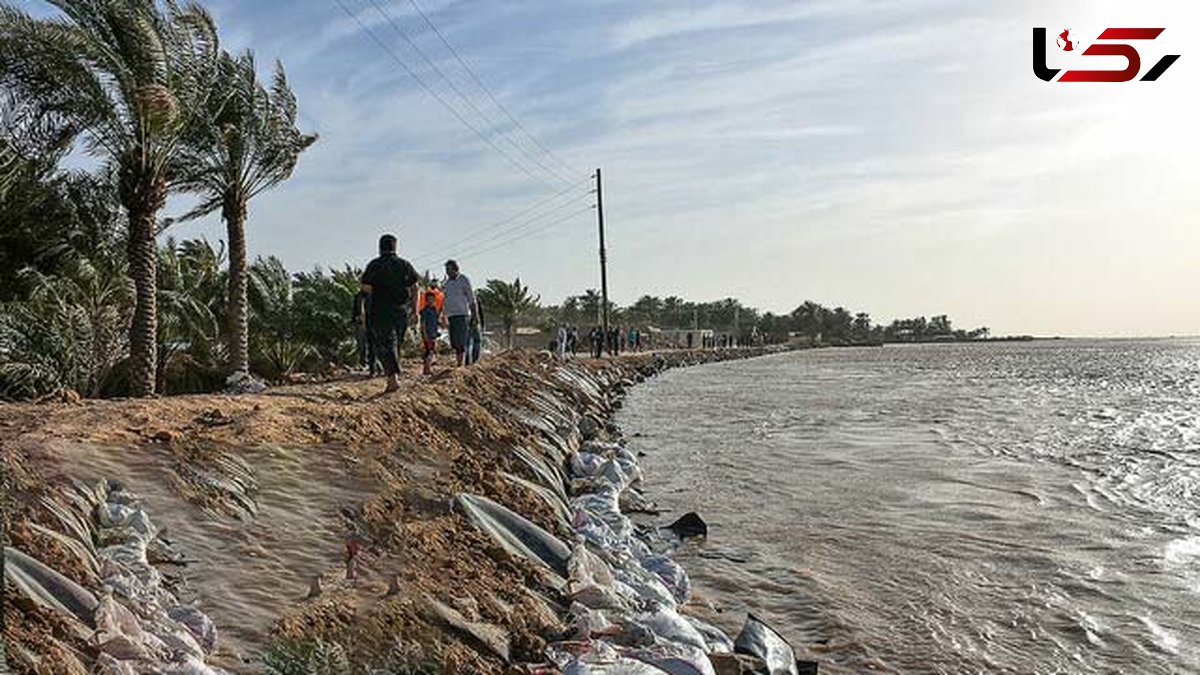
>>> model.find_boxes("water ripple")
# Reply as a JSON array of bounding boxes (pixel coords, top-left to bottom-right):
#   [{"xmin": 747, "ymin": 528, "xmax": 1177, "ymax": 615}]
[{"xmin": 619, "ymin": 339, "xmax": 1200, "ymax": 674}]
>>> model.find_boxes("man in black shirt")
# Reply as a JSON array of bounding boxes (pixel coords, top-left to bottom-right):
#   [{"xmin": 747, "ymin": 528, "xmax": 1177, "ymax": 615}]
[{"xmin": 361, "ymin": 234, "xmax": 419, "ymax": 392}]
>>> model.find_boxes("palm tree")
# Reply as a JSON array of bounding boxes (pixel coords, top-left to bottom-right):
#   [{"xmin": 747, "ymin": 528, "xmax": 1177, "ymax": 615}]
[
  {"xmin": 579, "ymin": 289, "xmax": 603, "ymax": 326},
  {"xmin": 174, "ymin": 50, "xmax": 316, "ymax": 376},
  {"xmin": 0, "ymin": 0, "xmax": 220, "ymax": 396},
  {"xmin": 661, "ymin": 296, "xmax": 685, "ymax": 328},
  {"xmin": 156, "ymin": 237, "xmax": 225, "ymax": 392},
  {"xmin": 477, "ymin": 278, "xmax": 539, "ymax": 348}
]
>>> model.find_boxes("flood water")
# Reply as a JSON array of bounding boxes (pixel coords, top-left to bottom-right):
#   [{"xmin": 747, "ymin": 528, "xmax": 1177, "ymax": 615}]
[
  {"xmin": 58, "ymin": 442, "xmax": 375, "ymax": 667},
  {"xmin": 618, "ymin": 340, "xmax": 1200, "ymax": 674}
]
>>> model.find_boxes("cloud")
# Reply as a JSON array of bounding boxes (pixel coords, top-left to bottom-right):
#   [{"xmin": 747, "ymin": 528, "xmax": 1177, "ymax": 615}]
[{"xmin": 166, "ymin": 0, "xmax": 1200, "ymax": 336}]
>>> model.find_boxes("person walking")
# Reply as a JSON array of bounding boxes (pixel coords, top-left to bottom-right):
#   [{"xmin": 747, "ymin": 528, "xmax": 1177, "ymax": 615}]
[
  {"xmin": 467, "ymin": 300, "xmax": 485, "ymax": 366},
  {"xmin": 351, "ymin": 289, "xmax": 376, "ymax": 375},
  {"xmin": 361, "ymin": 234, "xmax": 419, "ymax": 393},
  {"xmin": 556, "ymin": 324, "xmax": 568, "ymax": 360},
  {"xmin": 590, "ymin": 326, "xmax": 604, "ymax": 358},
  {"xmin": 417, "ymin": 281, "xmax": 444, "ymax": 367},
  {"xmin": 418, "ymin": 288, "xmax": 442, "ymax": 376},
  {"xmin": 442, "ymin": 259, "xmax": 478, "ymax": 368}
]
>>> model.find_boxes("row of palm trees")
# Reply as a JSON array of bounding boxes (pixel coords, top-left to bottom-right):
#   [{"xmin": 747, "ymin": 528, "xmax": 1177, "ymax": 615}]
[{"xmin": 0, "ymin": 0, "xmax": 315, "ymax": 396}]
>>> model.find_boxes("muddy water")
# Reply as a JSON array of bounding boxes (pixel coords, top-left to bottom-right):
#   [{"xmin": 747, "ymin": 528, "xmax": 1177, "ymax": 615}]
[
  {"xmin": 58, "ymin": 442, "xmax": 376, "ymax": 665},
  {"xmin": 618, "ymin": 340, "xmax": 1200, "ymax": 674}
]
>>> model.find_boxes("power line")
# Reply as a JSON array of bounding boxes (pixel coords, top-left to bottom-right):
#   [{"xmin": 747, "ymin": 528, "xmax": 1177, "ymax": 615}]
[
  {"xmin": 434, "ymin": 192, "xmax": 591, "ymax": 259},
  {"xmin": 406, "ymin": 0, "xmax": 581, "ymax": 179},
  {"xmin": 410, "ymin": 174, "xmax": 592, "ymax": 264},
  {"xmin": 413, "ymin": 189, "xmax": 593, "ymax": 269},
  {"xmin": 361, "ymin": 0, "xmax": 576, "ymax": 188},
  {"xmin": 445, "ymin": 204, "xmax": 596, "ymax": 263},
  {"xmin": 332, "ymin": 0, "xmax": 563, "ymax": 190}
]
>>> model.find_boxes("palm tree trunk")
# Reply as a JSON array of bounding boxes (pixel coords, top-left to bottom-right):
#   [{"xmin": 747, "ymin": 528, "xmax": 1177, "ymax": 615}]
[
  {"xmin": 224, "ymin": 196, "xmax": 250, "ymax": 375},
  {"xmin": 126, "ymin": 204, "xmax": 158, "ymax": 397},
  {"xmin": 120, "ymin": 162, "xmax": 166, "ymax": 397}
]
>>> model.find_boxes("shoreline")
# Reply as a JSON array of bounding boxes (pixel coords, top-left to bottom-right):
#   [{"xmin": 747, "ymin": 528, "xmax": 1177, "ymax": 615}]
[{"xmin": 3, "ymin": 346, "xmax": 805, "ymax": 673}]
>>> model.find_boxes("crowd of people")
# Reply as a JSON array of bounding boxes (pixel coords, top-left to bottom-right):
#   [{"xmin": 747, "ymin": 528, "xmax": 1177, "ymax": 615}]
[
  {"xmin": 354, "ymin": 234, "xmax": 484, "ymax": 392},
  {"xmin": 552, "ymin": 325, "xmax": 644, "ymax": 359},
  {"xmin": 353, "ymin": 233, "xmax": 732, "ymax": 394}
]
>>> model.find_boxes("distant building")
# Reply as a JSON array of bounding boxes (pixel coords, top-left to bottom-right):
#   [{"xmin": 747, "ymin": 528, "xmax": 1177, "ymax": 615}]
[
  {"xmin": 658, "ymin": 328, "xmax": 714, "ymax": 349},
  {"xmin": 511, "ymin": 326, "xmax": 550, "ymax": 351}
]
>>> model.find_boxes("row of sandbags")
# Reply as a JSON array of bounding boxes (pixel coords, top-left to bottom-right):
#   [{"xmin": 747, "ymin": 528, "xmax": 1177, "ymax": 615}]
[
  {"xmin": 456, "ymin": 361, "xmax": 816, "ymax": 674},
  {"xmin": 5, "ymin": 479, "xmax": 225, "ymax": 674}
]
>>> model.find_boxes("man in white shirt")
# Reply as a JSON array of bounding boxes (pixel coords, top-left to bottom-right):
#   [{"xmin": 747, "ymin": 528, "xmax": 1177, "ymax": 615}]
[{"xmin": 442, "ymin": 259, "xmax": 478, "ymax": 367}]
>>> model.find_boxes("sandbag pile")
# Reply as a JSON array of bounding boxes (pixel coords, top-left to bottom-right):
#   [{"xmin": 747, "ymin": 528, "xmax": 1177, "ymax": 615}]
[
  {"xmin": 4, "ymin": 479, "xmax": 227, "ymax": 674},
  {"xmin": 455, "ymin": 361, "xmax": 816, "ymax": 675}
]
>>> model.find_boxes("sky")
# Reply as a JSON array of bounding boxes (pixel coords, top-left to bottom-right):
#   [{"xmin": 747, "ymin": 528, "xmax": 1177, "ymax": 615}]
[{"xmin": 39, "ymin": 0, "xmax": 1200, "ymax": 336}]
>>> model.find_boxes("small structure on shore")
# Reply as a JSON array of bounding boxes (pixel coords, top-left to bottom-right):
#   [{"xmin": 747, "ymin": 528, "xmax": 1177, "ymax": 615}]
[{"xmin": 658, "ymin": 328, "xmax": 715, "ymax": 350}]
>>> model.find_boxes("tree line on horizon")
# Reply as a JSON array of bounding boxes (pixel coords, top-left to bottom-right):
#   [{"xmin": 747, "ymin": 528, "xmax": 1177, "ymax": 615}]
[{"xmin": 535, "ymin": 294, "xmax": 990, "ymax": 345}]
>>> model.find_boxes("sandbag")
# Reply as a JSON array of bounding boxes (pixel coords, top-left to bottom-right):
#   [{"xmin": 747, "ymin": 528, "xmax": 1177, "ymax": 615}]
[
  {"xmin": 513, "ymin": 446, "xmax": 571, "ymax": 501},
  {"xmin": 94, "ymin": 591, "xmax": 145, "ymax": 645},
  {"xmin": 734, "ymin": 614, "xmax": 798, "ymax": 675},
  {"xmin": 454, "ymin": 494, "xmax": 571, "ymax": 578},
  {"xmin": 641, "ymin": 555, "xmax": 691, "ymax": 604},
  {"xmin": 614, "ymin": 566, "xmax": 677, "ymax": 610},
  {"xmin": 569, "ymin": 544, "xmax": 630, "ymax": 611},
  {"xmin": 571, "ymin": 452, "xmax": 608, "ymax": 479},
  {"xmin": 683, "ymin": 615, "xmax": 734, "ymax": 654},
  {"xmin": 628, "ymin": 643, "xmax": 717, "ymax": 675},
  {"xmin": 636, "ymin": 608, "xmax": 708, "ymax": 652},
  {"xmin": 500, "ymin": 471, "xmax": 574, "ymax": 533},
  {"xmin": 3, "ymin": 546, "xmax": 99, "ymax": 628},
  {"xmin": 168, "ymin": 606, "xmax": 219, "ymax": 653},
  {"xmin": 26, "ymin": 522, "xmax": 100, "ymax": 583},
  {"xmin": 570, "ymin": 602, "xmax": 617, "ymax": 640}
]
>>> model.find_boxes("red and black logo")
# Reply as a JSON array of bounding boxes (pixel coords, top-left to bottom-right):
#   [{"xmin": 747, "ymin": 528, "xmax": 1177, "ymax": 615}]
[{"xmin": 1033, "ymin": 27, "xmax": 1180, "ymax": 82}]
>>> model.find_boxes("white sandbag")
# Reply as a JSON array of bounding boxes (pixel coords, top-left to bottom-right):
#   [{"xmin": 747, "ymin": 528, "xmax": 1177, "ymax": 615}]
[
  {"xmin": 683, "ymin": 615, "xmax": 735, "ymax": 654},
  {"xmin": 614, "ymin": 566, "xmax": 677, "ymax": 610},
  {"xmin": 613, "ymin": 449, "xmax": 645, "ymax": 485},
  {"xmin": 571, "ymin": 452, "xmax": 608, "ymax": 478},
  {"xmin": 454, "ymin": 494, "xmax": 572, "ymax": 578},
  {"xmin": 636, "ymin": 607, "xmax": 709, "ymax": 652},
  {"xmin": 640, "ymin": 555, "xmax": 691, "ymax": 604},
  {"xmin": 569, "ymin": 602, "xmax": 616, "ymax": 640},
  {"xmin": 598, "ymin": 459, "xmax": 632, "ymax": 490},
  {"xmin": 168, "ymin": 606, "xmax": 219, "ymax": 653},
  {"xmin": 3, "ymin": 546, "xmax": 99, "ymax": 629},
  {"xmin": 581, "ymin": 441, "xmax": 623, "ymax": 456},
  {"xmin": 628, "ymin": 643, "xmax": 717, "ymax": 675},
  {"xmin": 94, "ymin": 591, "xmax": 145, "ymax": 644},
  {"xmin": 149, "ymin": 616, "xmax": 206, "ymax": 661}
]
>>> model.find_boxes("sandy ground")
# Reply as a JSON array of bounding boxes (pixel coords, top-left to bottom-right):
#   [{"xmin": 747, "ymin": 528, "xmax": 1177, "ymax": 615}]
[
  {"xmin": 2, "ymin": 352, "xmax": 648, "ymax": 673},
  {"xmin": 1, "ymin": 348, "xmax": 781, "ymax": 674}
]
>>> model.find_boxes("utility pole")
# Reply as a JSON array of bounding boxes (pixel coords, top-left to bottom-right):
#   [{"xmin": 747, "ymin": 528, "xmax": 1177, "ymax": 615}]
[{"xmin": 596, "ymin": 168, "xmax": 610, "ymax": 353}]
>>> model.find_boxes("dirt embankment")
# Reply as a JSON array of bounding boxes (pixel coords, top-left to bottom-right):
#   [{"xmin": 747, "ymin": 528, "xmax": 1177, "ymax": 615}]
[{"xmin": 2, "ymin": 347, "xmax": 786, "ymax": 674}]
